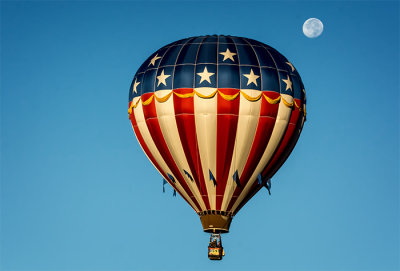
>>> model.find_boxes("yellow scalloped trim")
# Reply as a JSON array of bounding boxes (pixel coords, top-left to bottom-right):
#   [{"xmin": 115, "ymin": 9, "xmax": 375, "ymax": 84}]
[
  {"xmin": 142, "ymin": 95, "xmax": 154, "ymax": 106},
  {"xmin": 174, "ymin": 92, "xmax": 194, "ymax": 98},
  {"xmin": 154, "ymin": 91, "xmax": 173, "ymax": 103},
  {"xmin": 241, "ymin": 91, "xmax": 262, "ymax": 101},
  {"xmin": 263, "ymin": 94, "xmax": 281, "ymax": 104},
  {"xmin": 194, "ymin": 89, "xmax": 218, "ymax": 99},
  {"xmin": 128, "ymin": 90, "xmax": 306, "ymax": 117},
  {"xmin": 218, "ymin": 91, "xmax": 240, "ymax": 101},
  {"xmin": 281, "ymin": 96, "xmax": 294, "ymax": 107}
]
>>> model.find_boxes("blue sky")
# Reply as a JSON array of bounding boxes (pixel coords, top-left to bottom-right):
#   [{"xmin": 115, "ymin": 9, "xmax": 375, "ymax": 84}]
[{"xmin": 1, "ymin": 1, "xmax": 398, "ymax": 270}]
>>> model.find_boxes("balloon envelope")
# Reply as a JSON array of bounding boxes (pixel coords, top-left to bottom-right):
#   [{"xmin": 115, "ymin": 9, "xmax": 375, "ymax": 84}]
[{"xmin": 128, "ymin": 35, "xmax": 306, "ymax": 232}]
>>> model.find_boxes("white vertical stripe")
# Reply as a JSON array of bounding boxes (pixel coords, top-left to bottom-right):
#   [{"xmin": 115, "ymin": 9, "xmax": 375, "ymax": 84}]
[
  {"xmin": 230, "ymin": 94, "xmax": 293, "ymax": 213},
  {"xmin": 133, "ymin": 99, "xmax": 200, "ymax": 212},
  {"xmin": 154, "ymin": 89, "xmax": 207, "ymax": 210},
  {"xmin": 194, "ymin": 87, "xmax": 218, "ymax": 210},
  {"xmin": 220, "ymin": 89, "xmax": 262, "ymax": 211}
]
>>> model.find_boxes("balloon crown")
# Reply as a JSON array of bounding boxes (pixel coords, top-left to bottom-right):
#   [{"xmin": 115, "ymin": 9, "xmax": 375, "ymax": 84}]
[{"xmin": 129, "ymin": 35, "xmax": 306, "ymax": 105}]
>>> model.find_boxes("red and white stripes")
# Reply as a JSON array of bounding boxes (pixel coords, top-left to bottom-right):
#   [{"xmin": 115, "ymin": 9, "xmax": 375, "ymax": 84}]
[{"xmin": 129, "ymin": 88, "xmax": 305, "ymax": 215}]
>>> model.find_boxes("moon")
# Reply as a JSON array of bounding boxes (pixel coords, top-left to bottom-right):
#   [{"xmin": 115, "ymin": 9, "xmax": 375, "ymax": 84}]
[{"xmin": 303, "ymin": 18, "xmax": 323, "ymax": 38}]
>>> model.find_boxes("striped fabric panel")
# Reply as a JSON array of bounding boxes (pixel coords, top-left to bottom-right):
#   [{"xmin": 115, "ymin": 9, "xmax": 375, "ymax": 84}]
[
  {"xmin": 232, "ymin": 97, "xmax": 305, "ymax": 215},
  {"xmin": 229, "ymin": 94, "xmax": 294, "ymax": 213},
  {"xmin": 130, "ymin": 99, "xmax": 201, "ymax": 212},
  {"xmin": 132, "ymin": 94, "xmax": 202, "ymax": 212}
]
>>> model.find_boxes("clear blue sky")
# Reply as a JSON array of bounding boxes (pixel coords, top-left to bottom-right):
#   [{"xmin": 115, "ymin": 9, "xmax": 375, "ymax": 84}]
[{"xmin": 1, "ymin": 1, "xmax": 398, "ymax": 270}]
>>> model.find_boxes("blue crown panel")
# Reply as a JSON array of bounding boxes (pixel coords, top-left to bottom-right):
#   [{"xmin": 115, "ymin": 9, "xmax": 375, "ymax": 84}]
[
  {"xmin": 197, "ymin": 43, "xmax": 217, "ymax": 64},
  {"xmin": 261, "ymin": 67, "xmax": 279, "ymax": 92},
  {"xmin": 279, "ymin": 71, "xmax": 293, "ymax": 96},
  {"xmin": 146, "ymin": 47, "xmax": 170, "ymax": 70},
  {"xmin": 218, "ymin": 65, "xmax": 240, "ymax": 89},
  {"xmin": 130, "ymin": 35, "xmax": 304, "ymax": 104},
  {"xmin": 142, "ymin": 69, "xmax": 157, "ymax": 94},
  {"xmin": 174, "ymin": 65, "xmax": 195, "ymax": 89},
  {"xmin": 194, "ymin": 64, "xmax": 217, "ymax": 88},
  {"xmin": 129, "ymin": 72, "xmax": 145, "ymax": 99},
  {"xmin": 155, "ymin": 66, "xmax": 174, "ymax": 91},
  {"xmin": 135, "ymin": 73, "xmax": 145, "ymax": 95},
  {"xmin": 129, "ymin": 80, "xmax": 135, "ymax": 101},
  {"xmin": 268, "ymin": 47, "xmax": 291, "ymax": 72},
  {"xmin": 253, "ymin": 46, "xmax": 276, "ymax": 68},
  {"xmin": 291, "ymin": 74, "xmax": 303, "ymax": 100},
  {"xmin": 218, "ymin": 43, "xmax": 238, "ymax": 64},
  {"xmin": 159, "ymin": 45, "xmax": 183, "ymax": 67},
  {"xmin": 176, "ymin": 42, "xmax": 200, "ymax": 65},
  {"xmin": 240, "ymin": 66, "xmax": 261, "ymax": 90},
  {"xmin": 291, "ymin": 69, "xmax": 302, "ymax": 81},
  {"xmin": 236, "ymin": 44, "xmax": 259, "ymax": 66}
]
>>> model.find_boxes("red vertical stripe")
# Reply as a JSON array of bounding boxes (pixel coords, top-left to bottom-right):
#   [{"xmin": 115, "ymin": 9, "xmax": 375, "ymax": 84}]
[
  {"xmin": 140, "ymin": 93, "xmax": 203, "ymax": 211},
  {"xmin": 215, "ymin": 89, "xmax": 240, "ymax": 210},
  {"xmin": 173, "ymin": 88, "xmax": 210, "ymax": 210}
]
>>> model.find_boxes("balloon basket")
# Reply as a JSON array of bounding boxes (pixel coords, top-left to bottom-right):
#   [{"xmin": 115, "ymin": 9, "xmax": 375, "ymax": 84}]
[{"xmin": 208, "ymin": 233, "xmax": 225, "ymax": 260}]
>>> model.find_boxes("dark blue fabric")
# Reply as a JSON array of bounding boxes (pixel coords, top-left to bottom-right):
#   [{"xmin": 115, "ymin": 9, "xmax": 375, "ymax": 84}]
[
  {"xmin": 209, "ymin": 170, "xmax": 217, "ymax": 186},
  {"xmin": 218, "ymin": 64, "xmax": 240, "ymax": 89},
  {"xmin": 183, "ymin": 170, "xmax": 194, "ymax": 182},
  {"xmin": 279, "ymin": 71, "xmax": 293, "ymax": 96},
  {"xmin": 167, "ymin": 173, "xmax": 175, "ymax": 183},
  {"xmin": 129, "ymin": 35, "xmax": 305, "ymax": 104},
  {"xmin": 233, "ymin": 170, "xmax": 240, "ymax": 187}
]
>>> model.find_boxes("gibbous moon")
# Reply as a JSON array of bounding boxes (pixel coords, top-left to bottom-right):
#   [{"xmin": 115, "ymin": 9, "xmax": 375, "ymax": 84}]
[{"xmin": 303, "ymin": 18, "xmax": 323, "ymax": 38}]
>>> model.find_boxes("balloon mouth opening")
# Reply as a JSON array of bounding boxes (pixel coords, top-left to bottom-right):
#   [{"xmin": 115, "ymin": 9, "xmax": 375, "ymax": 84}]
[
  {"xmin": 199, "ymin": 213, "xmax": 233, "ymax": 233},
  {"xmin": 203, "ymin": 228, "xmax": 229, "ymax": 234}
]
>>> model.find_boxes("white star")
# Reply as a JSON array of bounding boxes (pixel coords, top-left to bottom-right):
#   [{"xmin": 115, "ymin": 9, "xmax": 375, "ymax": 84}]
[
  {"xmin": 156, "ymin": 69, "xmax": 171, "ymax": 87},
  {"xmin": 243, "ymin": 69, "xmax": 260, "ymax": 86},
  {"xmin": 219, "ymin": 48, "xmax": 237, "ymax": 62},
  {"xmin": 196, "ymin": 66, "xmax": 215, "ymax": 84},
  {"xmin": 148, "ymin": 54, "xmax": 162, "ymax": 67},
  {"xmin": 286, "ymin": 62, "xmax": 295, "ymax": 72},
  {"xmin": 282, "ymin": 75, "xmax": 293, "ymax": 91},
  {"xmin": 133, "ymin": 78, "xmax": 140, "ymax": 93}
]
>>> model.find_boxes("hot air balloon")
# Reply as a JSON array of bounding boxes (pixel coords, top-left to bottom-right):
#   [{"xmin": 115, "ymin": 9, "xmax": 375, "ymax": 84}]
[{"xmin": 128, "ymin": 35, "xmax": 306, "ymax": 260}]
